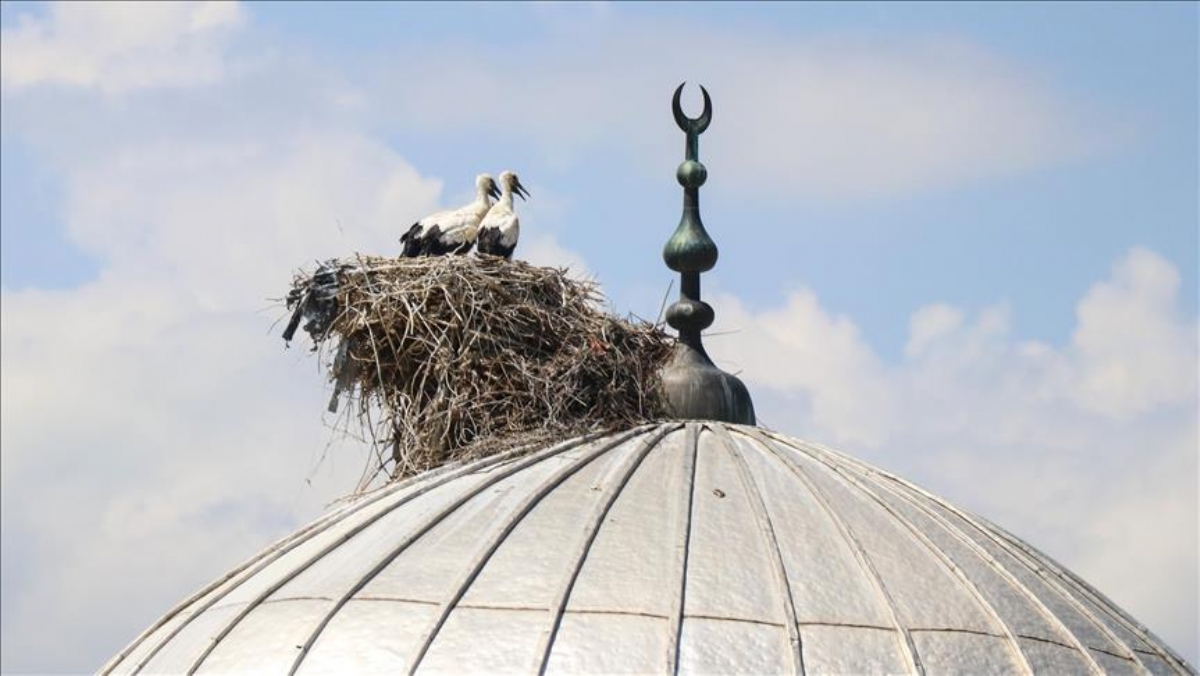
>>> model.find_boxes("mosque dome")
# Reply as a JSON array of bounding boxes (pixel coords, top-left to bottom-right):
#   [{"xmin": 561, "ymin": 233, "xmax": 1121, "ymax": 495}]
[
  {"xmin": 103, "ymin": 85, "xmax": 1193, "ymax": 675},
  {"xmin": 103, "ymin": 422, "xmax": 1190, "ymax": 675}
]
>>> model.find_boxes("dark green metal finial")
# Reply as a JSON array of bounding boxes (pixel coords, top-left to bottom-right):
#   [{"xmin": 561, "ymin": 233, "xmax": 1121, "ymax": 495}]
[
  {"xmin": 663, "ymin": 83, "xmax": 717, "ymax": 275},
  {"xmin": 659, "ymin": 83, "xmax": 755, "ymax": 425}
]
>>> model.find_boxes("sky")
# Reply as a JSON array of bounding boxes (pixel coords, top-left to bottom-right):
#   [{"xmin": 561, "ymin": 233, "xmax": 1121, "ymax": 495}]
[{"xmin": 0, "ymin": 1, "xmax": 1196, "ymax": 672}]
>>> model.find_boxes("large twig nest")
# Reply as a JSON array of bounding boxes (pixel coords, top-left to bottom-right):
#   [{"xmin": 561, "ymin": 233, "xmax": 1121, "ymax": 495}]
[{"xmin": 283, "ymin": 254, "xmax": 672, "ymax": 485}]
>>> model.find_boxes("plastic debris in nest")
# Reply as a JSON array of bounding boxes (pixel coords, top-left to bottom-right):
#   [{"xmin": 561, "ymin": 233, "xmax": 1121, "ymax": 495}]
[
  {"xmin": 281, "ymin": 254, "xmax": 673, "ymax": 485},
  {"xmin": 282, "ymin": 259, "xmax": 348, "ymax": 345}
]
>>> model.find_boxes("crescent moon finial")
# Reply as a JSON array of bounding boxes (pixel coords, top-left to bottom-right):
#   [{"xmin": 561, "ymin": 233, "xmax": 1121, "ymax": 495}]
[{"xmin": 672, "ymin": 82, "xmax": 712, "ymax": 135}]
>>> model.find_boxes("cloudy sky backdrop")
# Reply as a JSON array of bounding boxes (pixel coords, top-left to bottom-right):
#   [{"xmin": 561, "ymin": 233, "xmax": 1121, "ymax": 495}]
[{"xmin": 1, "ymin": 1, "xmax": 1196, "ymax": 672}]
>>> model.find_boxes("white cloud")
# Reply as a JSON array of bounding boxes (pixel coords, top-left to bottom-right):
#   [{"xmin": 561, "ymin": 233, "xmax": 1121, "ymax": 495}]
[
  {"xmin": 61, "ymin": 132, "xmax": 443, "ymax": 310},
  {"xmin": 905, "ymin": 303, "xmax": 964, "ymax": 358},
  {"xmin": 0, "ymin": 276, "xmax": 367, "ymax": 669},
  {"xmin": 521, "ymin": 233, "xmax": 592, "ymax": 280},
  {"xmin": 1071, "ymin": 247, "xmax": 1196, "ymax": 418},
  {"xmin": 706, "ymin": 246, "xmax": 1199, "ymax": 662},
  {"xmin": 708, "ymin": 37, "xmax": 1090, "ymax": 199},
  {"xmin": 710, "ymin": 289, "xmax": 897, "ymax": 449},
  {"xmin": 364, "ymin": 28, "xmax": 1102, "ymax": 200},
  {"xmin": 0, "ymin": 124, "xmax": 468, "ymax": 671},
  {"xmin": 1, "ymin": 1, "xmax": 246, "ymax": 92},
  {"xmin": 1, "ymin": 5, "xmax": 1106, "ymax": 202}
]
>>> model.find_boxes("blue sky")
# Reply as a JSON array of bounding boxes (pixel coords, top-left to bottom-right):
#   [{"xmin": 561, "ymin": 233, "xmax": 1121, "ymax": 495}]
[
  {"xmin": 3, "ymin": 1, "xmax": 1196, "ymax": 354},
  {"xmin": 1, "ymin": 2, "xmax": 1196, "ymax": 672}
]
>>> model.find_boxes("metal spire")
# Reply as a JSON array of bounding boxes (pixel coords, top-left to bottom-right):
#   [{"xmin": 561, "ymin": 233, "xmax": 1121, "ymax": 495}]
[{"xmin": 659, "ymin": 83, "xmax": 755, "ymax": 424}]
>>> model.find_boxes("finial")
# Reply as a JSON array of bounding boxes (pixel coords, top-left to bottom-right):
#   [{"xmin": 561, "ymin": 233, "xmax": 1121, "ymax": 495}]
[{"xmin": 658, "ymin": 83, "xmax": 755, "ymax": 425}]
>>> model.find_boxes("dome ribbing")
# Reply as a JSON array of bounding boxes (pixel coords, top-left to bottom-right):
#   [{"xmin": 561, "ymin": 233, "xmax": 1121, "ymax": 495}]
[{"xmin": 102, "ymin": 423, "xmax": 1192, "ymax": 675}]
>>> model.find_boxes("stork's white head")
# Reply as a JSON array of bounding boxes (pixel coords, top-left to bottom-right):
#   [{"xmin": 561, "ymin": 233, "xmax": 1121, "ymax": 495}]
[
  {"xmin": 476, "ymin": 173, "xmax": 501, "ymax": 201},
  {"xmin": 499, "ymin": 170, "xmax": 531, "ymax": 201}
]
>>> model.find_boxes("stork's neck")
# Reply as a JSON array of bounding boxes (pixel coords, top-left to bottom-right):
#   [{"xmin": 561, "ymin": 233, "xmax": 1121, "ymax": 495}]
[
  {"xmin": 475, "ymin": 187, "xmax": 494, "ymax": 208},
  {"xmin": 496, "ymin": 186, "xmax": 514, "ymax": 209}
]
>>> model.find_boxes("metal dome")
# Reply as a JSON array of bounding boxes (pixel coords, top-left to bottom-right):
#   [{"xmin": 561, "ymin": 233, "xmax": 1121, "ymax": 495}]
[{"xmin": 103, "ymin": 422, "xmax": 1192, "ymax": 675}]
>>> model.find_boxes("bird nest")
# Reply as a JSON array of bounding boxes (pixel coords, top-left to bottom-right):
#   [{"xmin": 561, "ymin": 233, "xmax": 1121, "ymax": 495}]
[{"xmin": 282, "ymin": 255, "xmax": 673, "ymax": 486}]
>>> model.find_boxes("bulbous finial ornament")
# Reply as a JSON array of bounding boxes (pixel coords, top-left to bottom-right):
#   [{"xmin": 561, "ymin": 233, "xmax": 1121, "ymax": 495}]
[
  {"xmin": 663, "ymin": 82, "xmax": 719, "ymax": 275},
  {"xmin": 676, "ymin": 160, "xmax": 707, "ymax": 188},
  {"xmin": 658, "ymin": 83, "xmax": 755, "ymax": 425},
  {"xmin": 665, "ymin": 298, "xmax": 714, "ymax": 333}
]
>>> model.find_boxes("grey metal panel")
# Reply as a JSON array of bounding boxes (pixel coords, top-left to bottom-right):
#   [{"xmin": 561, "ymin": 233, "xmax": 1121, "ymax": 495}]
[
  {"xmin": 786, "ymin": 436, "xmax": 1109, "ymax": 675},
  {"xmin": 1018, "ymin": 638, "xmax": 1099, "ymax": 673},
  {"xmin": 855, "ymin": 465, "xmax": 1075, "ymax": 645},
  {"xmin": 919, "ymin": 497, "xmax": 1127, "ymax": 656},
  {"xmin": 1075, "ymin": 593, "xmax": 1158, "ymax": 654},
  {"xmin": 911, "ymin": 630, "xmax": 1024, "ymax": 675},
  {"xmin": 116, "ymin": 455, "xmax": 524, "ymax": 675},
  {"xmin": 716, "ymin": 425, "xmax": 803, "ymax": 673},
  {"xmin": 357, "ymin": 453, "xmax": 571, "ymax": 604},
  {"xmin": 665, "ymin": 423, "xmax": 701, "ymax": 676},
  {"xmin": 138, "ymin": 603, "xmax": 244, "ymax": 675},
  {"xmin": 210, "ymin": 466, "xmax": 494, "ymax": 610},
  {"xmin": 543, "ymin": 612, "xmax": 669, "ymax": 675},
  {"xmin": 1141, "ymin": 652, "xmax": 1184, "ymax": 676},
  {"xmin": 755, "ymin": 430, "xmax": 924, "ymax": 673},
  {"xmin": 532, "ymin": 424, "xmax": 678, "ymax": 671},
  {"xmin": 107, "ymin": 605, "xmax": 194, "ymax": 675},
  {"xmin": 800, "ymin": 625, "xmax": 909, "ymax": 675},
  {"xmin": 455, "ymin": 440, "xmax": 634, "ymax": 610},
  {"xmin": 1089, "ymin": 650, "xmax": 1143, "ymax": 675},
  {"xmin": 102, "ymin": 480, "xmax": 398, "ymax": 674},
  {"xmin": 297, "ymin": 599, "xmax": 438, "ymax": 675},
  {"xmin": 197, "ymin": 599, "xmax": 330, "ymax": 674},
  {"xmin": 802, "ymin": 457, "xmax": 1034, "ymax": 673},
  {"xmin": 417, "ymin": 606, "xmax": 546, "ymax": 674},
  {"xmin": 735, "ymin": 433, "xmax": 893, "ymax": 628},
  {"xmin": 296, "ymin": 437, "xmax": 620, "ymax": 675},
  {"xmin": 682, "ymin": 429, "xmax": 787, "ymax": 625},
  {"xmin": 997, "ymin": 521, "xmax": 1179, "ymax": 668},
  {"xmin": 272, "ymin": 477, "xmax": 487, "ymax": 601},
  {"xmin": 677, "ymin": 617, "xmax": 791, "ymax": 675},
  {"xmin": 784, "ymin": 449, "xmax": 997, "ymax": 635},
  {"xmin": 565, "ymin": 428, "xmax": 687, "ymax": 618}
]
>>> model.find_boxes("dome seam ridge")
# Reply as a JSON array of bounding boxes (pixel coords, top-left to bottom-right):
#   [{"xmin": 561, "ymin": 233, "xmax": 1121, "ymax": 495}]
[
  {"xmin": 981, "ymin": 521, "xmax": 1193, "ymax": 673},
  {"xmin": 856, "ymin": 467, "xmax": 1106, "ymax": 673},
  {"xmin": 405, "ymin": 425, "xmax": 662, "ymax": 673},
  {"xmin": 533, "ymin": 423, "xmax": 683, "ymax": 674},
  {"xmin": 187, "ymin": 429, "xmax": 610, "ymax": 675},
  {"xmin": 739, "ymin": 427, "xmax": 926, "ymax": 676},
  {"xmin": 293, "ymin": 425, "xmax": 653, "ymax": 675},
  {"xmin": 885, "ymin": 471, "xmax": 1153, "ymax": 672},
  {"xmin": 122, "ymin": 431, "xmax": 586, "ymax": 675},
  {"xmin": 666, "ymin": 422, "xmax": 701, "ymax": 675},
  {"xmin": 715, "ymin": 423, "xmax": 806, "ymax": 675},
  {"xmin": 772, "ymin": 433, "xmax": 1112, "ymax": 675},
  {"xmin": 792, "ymin": 443, "xmax": 1038, "ymax": 675}
]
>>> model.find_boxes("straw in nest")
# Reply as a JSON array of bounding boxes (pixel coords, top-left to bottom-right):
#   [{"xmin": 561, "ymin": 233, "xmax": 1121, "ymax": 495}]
[{"xmin": 283, "ymin": 255, "xmax": 673, "ymax": 486}]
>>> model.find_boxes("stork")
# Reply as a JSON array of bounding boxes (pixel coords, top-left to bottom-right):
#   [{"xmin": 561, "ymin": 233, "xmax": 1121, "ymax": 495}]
[
  {"xmin": 476, "ymin": 170, "xmax": 529, "ymax": 259},
  {"xmin": 401, "ymin": 174, "xmax": 501, "ymax": 257}
]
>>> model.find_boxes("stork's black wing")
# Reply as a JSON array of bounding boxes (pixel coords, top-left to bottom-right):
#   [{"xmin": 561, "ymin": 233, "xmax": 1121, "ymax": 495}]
[
  {"xmin": 400, "ymin": 222, "xmax": 424, "ymax": 257},
  {"xmin": 476, "ymin": 227, "xmax": 499, "ymax": 256},
  {"xmin": 476, "ymin": 227, "xmax": 514, "ymax": 259},
  {"xmin": 421, "ymin": 224, "xmax": 446, "ymax": 256}
]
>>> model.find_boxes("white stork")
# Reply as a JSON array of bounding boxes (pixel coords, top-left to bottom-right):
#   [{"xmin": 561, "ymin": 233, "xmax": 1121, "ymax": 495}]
[
  {"xmin": 401, "ymin": 174, "xmax": 501, "ymax": 257},
  {"xmin": 476, "ymin": 170, "xmax": 529, "ymax": 260}
]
